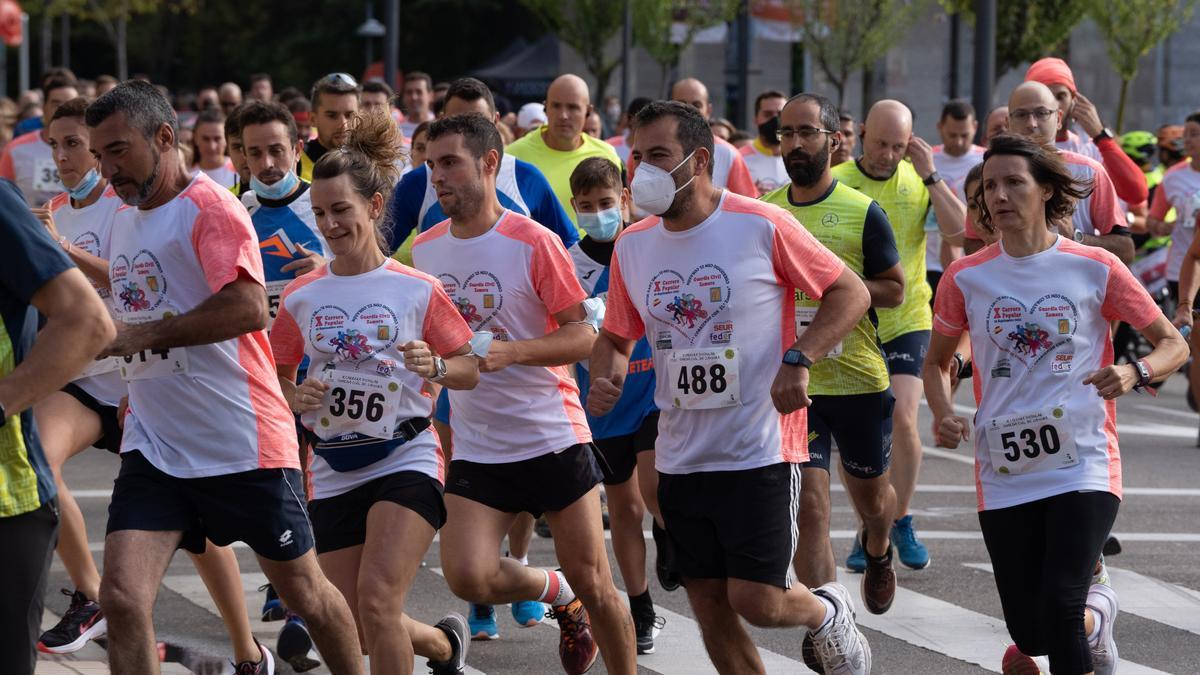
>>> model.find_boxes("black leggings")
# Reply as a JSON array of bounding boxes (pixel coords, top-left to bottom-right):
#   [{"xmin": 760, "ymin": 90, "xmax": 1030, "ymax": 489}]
[
  {"xmin": 978, "ymin": 491, "xmax": 1119, "ymax": 675},
  {"xmin": 0, "ymin": 500, "xmax": 59, "ymax": 675}
]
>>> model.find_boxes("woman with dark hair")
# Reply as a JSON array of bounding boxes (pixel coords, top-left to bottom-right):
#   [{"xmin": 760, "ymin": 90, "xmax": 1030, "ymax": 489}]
[
  {"xmin": 191, "ymin": 107, "xmax": 237, "ymax": 189},
  {"xmin": 924, "ymin": 134, "xmax": 1188, "ymax": 675}
]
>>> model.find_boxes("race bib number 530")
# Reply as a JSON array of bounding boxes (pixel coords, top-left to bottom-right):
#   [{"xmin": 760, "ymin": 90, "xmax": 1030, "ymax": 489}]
[
  {"xmin": 984, "ymin": 406, "xmax": 1079, "ymax": 475},
  {"xmin": 668, "ymin": 347, "xmax": 740, "ymax": 410}
]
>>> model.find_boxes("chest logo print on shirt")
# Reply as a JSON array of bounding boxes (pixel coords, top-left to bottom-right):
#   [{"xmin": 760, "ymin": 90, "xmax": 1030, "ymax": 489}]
[
  {"xmin": 308, "ymin": 303, "xmax": 400, "ymax": 366},
  {"xmin": 985, "ymin": 293, "xmax": 1079, "ymax": 369},
  {"xmin": 438, "ymin": 271, "xmax": 503, "ymax": 331},
  {"xmin": 646, "ymin": 264, "xmax": 731, "ymax": 342},
  {"xmin": 109, "ymin": 250, "xmax": 168, "ymax": 313}
]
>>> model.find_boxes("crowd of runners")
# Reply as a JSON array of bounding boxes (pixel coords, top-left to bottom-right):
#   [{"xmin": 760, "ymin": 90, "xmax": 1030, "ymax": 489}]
[{"xmin": 1, "ymin": 54, "xmax": 1197, "ymax": 675}]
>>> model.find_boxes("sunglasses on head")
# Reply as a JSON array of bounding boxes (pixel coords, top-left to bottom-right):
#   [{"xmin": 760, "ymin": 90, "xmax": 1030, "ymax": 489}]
[{"xmin": 322, "ymin": 72, "xmax": 358, "ymax": 88}]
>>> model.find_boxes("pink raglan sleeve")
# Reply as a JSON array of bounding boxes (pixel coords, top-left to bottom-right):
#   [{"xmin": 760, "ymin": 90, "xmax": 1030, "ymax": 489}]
[
  {"xmin": 423, "ymin": 281, "xmax": 474, "ymax": 356},
  {"xmin": 602, "ymin": 249, "xmax": 645, "ymax": 342},
  {"xmin": 770, "ymin": 212, "xmax": 845, "ymax": 300},
  {"xmin": 1087, "ymin": 166, "xmax": 1124, "ymax": 235},
  {"xmin": 1148, "ymin": 181, "xmax": 1170, "ymax": 221},
  {"xmin": 191, "ymin": 199, "xmax": 266, "ymax": 292},
  {"xmin": 529, "ymin": 232, "xmax": 587, "ymax": 315},
  {"xmin": 1102, "ymin": 257, "xmax": 1162, "ymax": 329},
  {"xmin": 269, "ymin": 297, "xmax": 305, "ymax": 366},
  {"xmin": 932, "ymin": 264, "xmax": 968, "ymax": 337}
]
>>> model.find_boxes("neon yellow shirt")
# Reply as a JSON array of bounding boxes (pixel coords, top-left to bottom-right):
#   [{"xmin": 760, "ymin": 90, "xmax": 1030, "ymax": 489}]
[
  {"xmin": 832, "ymin": 159, "xmax": 931, "ymax": 342},
  {"xmin": 505, "ymin": 126, "xmax": 622, "ymax": 229},
  {"xmin": 762, "ymin": 180, "xmax": 895, "ymax": 396}
]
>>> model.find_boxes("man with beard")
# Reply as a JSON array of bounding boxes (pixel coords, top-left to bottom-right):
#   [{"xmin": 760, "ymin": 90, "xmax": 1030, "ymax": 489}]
[
  {"xmin": 412, "ymin": 112, "xmax": 637, "ymax": 675},
  {"xmin": 761, "ymin": 93, "xmax": 906, "ymax": 629},
  {"xmin": 590, "ymin": 100, "xmax": 873, "ymax": 675},
  {"xmin": 832, "ymin": 100, "xmax": 966, "ymax": 575}
]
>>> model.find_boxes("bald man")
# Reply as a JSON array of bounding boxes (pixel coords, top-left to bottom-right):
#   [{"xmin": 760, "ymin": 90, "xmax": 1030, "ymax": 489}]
[
  {"xmin": 832, "ymin": 99, "xmax": 966, "ymax": 574},
  {"xmin": 1007, "ymin": 82, "xmax": 1133, "ymax": 263},
  {"xmin": 217, "ymin": 82, "xmax": 242, "ymax": 116},
  {"xmin": 670, "ymin": 78, "xmax": 759, "ymax": 197},
  {"xmin": 508, "ymin": 75, "xmax": 623, "ymax": 228}
]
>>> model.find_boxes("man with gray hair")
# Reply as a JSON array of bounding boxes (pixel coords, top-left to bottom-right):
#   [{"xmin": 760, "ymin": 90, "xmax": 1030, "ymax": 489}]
[{"xmin": 85, "ymin": 80, "xmax": 363, "ymax": 675}]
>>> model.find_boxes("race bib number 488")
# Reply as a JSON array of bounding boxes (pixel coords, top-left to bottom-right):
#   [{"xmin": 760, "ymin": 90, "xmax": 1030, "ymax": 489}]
[{"xmin": 668, "ymin": 347, "xmax": 740, "ymax": 410}]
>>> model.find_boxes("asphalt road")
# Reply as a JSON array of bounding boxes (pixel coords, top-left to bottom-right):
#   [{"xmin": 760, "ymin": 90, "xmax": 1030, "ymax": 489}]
[{"xmin": 37, "ymin": 376, "xmax": 1200, "ymax": 674}]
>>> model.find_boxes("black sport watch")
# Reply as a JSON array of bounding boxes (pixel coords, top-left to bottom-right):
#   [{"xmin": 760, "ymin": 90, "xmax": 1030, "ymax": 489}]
[
  {"xmin": 782, "ymin": 349, "xmax": 813, "ymax": 369},
  {"xmin": 1093, "ymin": 128, "xmax": 1115, "ymax": 143},
  {"xmin": 922, "ymin": 171, "xmax": 942, "ymax": 187}
]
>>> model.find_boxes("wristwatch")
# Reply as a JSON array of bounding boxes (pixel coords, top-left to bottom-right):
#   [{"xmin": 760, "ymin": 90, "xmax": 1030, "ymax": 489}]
[
  {"xmin": 1073, "ymin": 229, "xmax": 1085, "ymax": 243},
  {"xmin": 1133, "ymin": 358, "xmax": 1153, "ymax": 388},
  {"xmin": 1093, "ymin": 128, "xmax": 1115, "ymax": 143},
  {"xmin": 429, "ymin": 356, "xmax": 448, "ymax": 382},
  {"xmin": 782, "ymin": 349, "xmax": 813, "ymax": 369},
  {"xmin": 922, "ymin": 171, "xmax": 942, "ymax": 187}
]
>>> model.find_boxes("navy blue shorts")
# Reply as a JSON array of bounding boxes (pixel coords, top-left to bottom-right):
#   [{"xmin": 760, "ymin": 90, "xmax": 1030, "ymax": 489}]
[
  {"xmin": 594, "ymin": 411, "xmax": 659, "ymax": 485},
  {"xmin": 308, "ymin": 471, "xmax": 446, "ymax": 553},
  {"xmin": 107, "ymin": 451, "xmax": 314, "ymax": 560},
  {"xmin": 882, "ymin": 329, "xmax": 930, "ymax": 377},
  {"xmin": 801, "ymin": 390, "xmax": 894, "ymax": 478}
]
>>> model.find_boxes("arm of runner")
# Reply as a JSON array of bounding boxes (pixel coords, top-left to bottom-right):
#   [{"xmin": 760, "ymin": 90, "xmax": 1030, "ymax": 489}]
[
  {"xmin": 587, "ymin": 330, "xmax": 637, "ymax": 417},
  {"xmin": 1147, "ymin": 183, "xmax": 1172, "ymax": 237},
  {"xmin": 479, "ymin": 303, "xmax": 596, "ymax": 372},
  {"xmin": 1077, "ymin": 165, "xmax": 1135, "ymax": 264},
  {"xmin": 924, "ymin": 329, "xmax": 970, "ymax": 448},
  {"xmin": 402, "ymin": 341, "xmax": 478, "ymax": 390},
  {"xmin": 276, "ymin": 362, "xmax": 329, "ymax": 414},
  {"xmin": 103, "ymin": 273, "xmax": 268, "ymax": 356},
  {"xmin": 1175, "ymin": 240, "xmax": 1200, "ymax": 328},
  {"xmin": 909, "ymin": 136, "xmax": 966, "ymax": 247},
  {"xmin": 861, "ymin": 201, "xmax": 904, "ymax": 308}
]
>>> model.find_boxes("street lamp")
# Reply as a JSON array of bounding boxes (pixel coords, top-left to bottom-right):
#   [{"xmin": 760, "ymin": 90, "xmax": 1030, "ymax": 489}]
[{"xmin": 357, "ymin": 3, "xmax": 386, "ymax": 71}]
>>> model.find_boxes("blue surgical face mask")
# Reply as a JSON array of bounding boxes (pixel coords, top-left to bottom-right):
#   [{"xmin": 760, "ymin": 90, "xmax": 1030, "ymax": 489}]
[
  {"xmin": 67, "ymin": 168, "xmax": 101, "ymax": 201},
  {"xmin": 577, "ymin": 206, "xmax": 623, "ymax": 242},
  {"xmin": 250, "ymin": 170, "xmax": 300, "ymax": 201}
]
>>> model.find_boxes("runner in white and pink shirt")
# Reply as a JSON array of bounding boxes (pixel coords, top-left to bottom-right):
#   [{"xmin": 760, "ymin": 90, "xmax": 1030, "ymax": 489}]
[
  {"xmin": 925, "ymin": 134, "xmax": 1187, "ymax": 675},
  {"xmin": 271, "ymin": 110, "xmax": 476, "ymax": 674},
  {"xmin": 85, "ymin": 80, "xmax": 362, "ymax": 675},
  {"xmin": 1149, "ymin": 113, "xmax": 1200, "ymax": 311},
  {"xmin": 588, "ymin": 100, "xmax": 873, "ymax": 675},
  {"xmin": 412, "ymin": 112, "xmax": 637, "ymax": 675}
]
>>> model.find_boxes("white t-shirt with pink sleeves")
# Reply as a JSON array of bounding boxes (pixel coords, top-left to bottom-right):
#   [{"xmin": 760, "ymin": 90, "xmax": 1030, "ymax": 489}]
[
  {"xmin": 933, "ymin": 236, "xmax": 1162, "ymax": 511},
  {"xmin": 604, "ymin": 191, "xmax": 845, "ymax": 475},
  {"xmin": 270, "ymin": 259, "xmax": 474, "ymax": 498},
  {"xmin": 107, "ymin": 172, "xmax": 298, "ymax": 478},
  {"xmin": 50, "ymin": 186, "xmax": 126, "ymax": 406},
  {"xmin": 1148, "ymin": 162, "xmax": 1200, "ymax": 281},
  {"xmin": 411, "ymin": 210, "xmax": 592, "ymax": 464},
  {"xmin": 927, "ymin": 144, "xmax": 985, "ymax": 273},
  {"xmin": 1060, "ymin": 150, "xmax": 1123, "ymax": 237}
]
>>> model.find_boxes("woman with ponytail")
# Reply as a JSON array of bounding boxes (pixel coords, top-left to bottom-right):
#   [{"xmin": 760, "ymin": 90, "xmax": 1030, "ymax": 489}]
[{"xmin": 269, "ymin": 110, "xmax": 478, "ymax": 675}]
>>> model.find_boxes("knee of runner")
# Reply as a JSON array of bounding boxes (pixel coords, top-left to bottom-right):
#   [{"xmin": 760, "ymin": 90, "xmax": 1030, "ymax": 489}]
[
  {"xmin": 799, "ymin": 479, "xmax": 831, "ymax": 519},
  {"xmin": 442, "ymin": 567, "xmax": 493, "ymax": 602},
  {"xmin": 727, "ymin": 589, "xmax": 782, "ymax": 627},
  {"xmin": 98, "ymin": 577, "xmax": 150, "ymax": 621},
  {"xmin": 357, "ymin": 589, "xmax": 405, "ymax": 628},
  {"xmin": 610, "ymin": 494, "xmax": 645, "ymax": 526}
]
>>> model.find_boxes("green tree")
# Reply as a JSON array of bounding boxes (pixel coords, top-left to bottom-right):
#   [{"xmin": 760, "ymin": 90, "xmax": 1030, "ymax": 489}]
[
  {"xmin": 785, "ymin": 0, "xmax": 929, "ymax": 107},
  {"xmin": 940, "ymin": 0, "xmax": 1089, "ymax": 79},
  {"xmin": 520, "ymin": 0, "xmax": 624, "ymax": 103},
  {"xmin": 1089, "ymin": 0, "xmax": 1196, "ymax": 131},
  {"xmin": 632, "ymin": 0, "xmax": 740, "ymax": 97}
]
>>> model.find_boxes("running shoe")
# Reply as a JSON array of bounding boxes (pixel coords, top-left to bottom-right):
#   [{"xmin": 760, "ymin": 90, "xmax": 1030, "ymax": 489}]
[
  {"xmin": 276, "ymin": 613, "xmax": 320, "ymax": 672},
  {"xmin": 37, "ymin": 589, "xmax": 107, "ymax": 654},
  {"xmin": 1092, "ymin": 554, "xmax": 1110, "ymax": 587},
  {"xmin": 1087, "ymin": 583, "xmax": 1120, "ymax": 675},
  {"xmin": 651, "ymin": 521, "xmax": 682, "ymax": 591},
  {"xmin": 548, "ymin": 598, "xmax": 598, "ymax": 675},
  {"xmin": 233, "ymin": 639, "xmax": 276, "ymax": 675},
  {"xmin": 1103, "ymin": 535, "xmax": 1122, "ymax": 556},
  {"xmin": 511, "ymin": 600, "xmax": 545, "ymax": 627},
  {"xmin": 889, "ymin": 514, "xmax": 931, "ymax": 570},
  {"xmin": 810, "ymin": 582, "xmax": 871, "ymax": 675},
  {"xmin": 845, "ymin": 536, "xmax": 866, "ymax": 573},
  {"xmin": 1000, "ymin": 644, "xmax": 1043, "ymax": 675},
  {"xmin": 801, "ymin": 633, "xmax": 824, "ymax": 674},
  {"xmin": 259, "ymin": 583, "xmax": 286, "ymax": 622},
  {"xmin": 632, "ymin": 604, "xmax": 665, "ymax": 655},
  {"xmin": 860, "ymin": 530, "xmax": 896, "ymax": 614},
  {"xmin": 534, "ymin": 515, "xmax": 553, "ymax": 538},
  {"xmin": 468, "ymin": 602, "xmax": 499, "ymax": 640},
  {"xmin": 428, "ymin": 612, "xmax": 470, "ymax": 675}
]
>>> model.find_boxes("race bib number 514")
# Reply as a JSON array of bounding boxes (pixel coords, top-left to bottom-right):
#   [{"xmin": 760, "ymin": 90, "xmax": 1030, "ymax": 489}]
[
  {"xmin": 668, "ymin": 347, "xmax": 740, "ymax": 410},
  {"xmin": 984, "ymin": 406, "xmax": 1079, "ymax": 475}
]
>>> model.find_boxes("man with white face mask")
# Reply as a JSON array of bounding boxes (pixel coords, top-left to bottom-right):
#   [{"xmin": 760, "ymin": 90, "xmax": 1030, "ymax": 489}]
[{"xmin": 589, "ymin": 100, "xmax": 875, "ymax": 675}]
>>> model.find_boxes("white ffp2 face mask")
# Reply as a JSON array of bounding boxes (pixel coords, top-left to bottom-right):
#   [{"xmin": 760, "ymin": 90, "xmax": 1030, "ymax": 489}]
[{"xmin": 630, "ymin": 151, "xmax": 696, "ymax": 216}]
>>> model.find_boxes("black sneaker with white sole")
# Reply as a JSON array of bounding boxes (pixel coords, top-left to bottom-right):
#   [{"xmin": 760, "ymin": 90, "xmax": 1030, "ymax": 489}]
[
  {"xmin": 429, "ymin": 611, "xmax": 470, "ymax": 675},
  {"xmin": 37, "ymin": 589, "xmax": 106, "ymax": 654},
  {"xmin": 632, "ymin": 606, "xmax": 665, "ymax": 655}
]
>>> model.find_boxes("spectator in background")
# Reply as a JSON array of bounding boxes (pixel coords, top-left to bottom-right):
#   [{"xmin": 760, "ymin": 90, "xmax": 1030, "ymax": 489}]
[
  {"xmin": 218, "ymin": 81, "xmax": 243, "ymax": 115},
  {"xmin": 584, "ymin": 109, "xmax": 603, "ymax": 138},
  {"xmin": 191, "ymin": 107, "xmax": 237, "ymax": 189},
  {"xmin": 1, "ymin": 72, "xmax": 77, "ymax": 204},
  {"xmin": 739, "ymin": 89, "xmax": 789, "ymax": 193},
  {"xmin": 196, "ymin": 86, "xmax": 219, "ymax": 111},
  {"xmin": 400, "ymin": 71, "xmax": 435, "ymax": 138},
  {"xmin": 832, "ymin": 112, "xmax": 857, "ymax": 165},
  {"xmin": 516, "ymin": 101, "xmax": 547, "ymax": 138},
  {"xmin": 285, "ymin": 97, "xmax": 314, "ymax": 144},
  {"xmin": 605, "ymin": 97, "xmax": 651, "ymax": 164},
  {"xmin": 94, "ymin": 74, "xmax": 118, "ymax": 96},
  {"xmin": 248, "ymin": 73, "xmax": 273, "ymax": 101},
  {"xmin": 983, "ymin": 105, "xmax": 1009, "ymax": 145}
]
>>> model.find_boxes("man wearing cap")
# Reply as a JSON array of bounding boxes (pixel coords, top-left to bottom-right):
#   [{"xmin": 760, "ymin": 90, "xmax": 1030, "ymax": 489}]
[
  {"xmin": 1025, "ymin": 57, "xmax": 1148, "ymax": 207},
  {"xmin": 507, "ymin": 75, "xmax": 623, "ymax": 228},
  {"xmin": 516, "ymin": 103, "xmax": 547, "ymax": 139}
]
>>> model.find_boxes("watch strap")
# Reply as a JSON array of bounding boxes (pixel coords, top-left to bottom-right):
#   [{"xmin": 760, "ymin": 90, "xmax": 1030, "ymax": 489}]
[{"xmin": 922, "ymin": 171, "xmax": 942, "ymax": 186}]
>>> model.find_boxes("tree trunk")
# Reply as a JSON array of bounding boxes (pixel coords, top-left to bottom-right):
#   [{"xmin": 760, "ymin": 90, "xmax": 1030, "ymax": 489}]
[{"xmin": 1116, "ymin": 76, "xmax": 1130, "ymax": 134}]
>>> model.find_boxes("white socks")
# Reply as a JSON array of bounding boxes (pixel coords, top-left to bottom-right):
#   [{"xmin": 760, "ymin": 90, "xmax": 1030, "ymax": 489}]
[
  {"xmin": 537, "ymin": 569, "xmax": 576, "ymax": 606},
  {"xmin": 815, "ymin": 595, "xmax": 836, "ymax": 631}
]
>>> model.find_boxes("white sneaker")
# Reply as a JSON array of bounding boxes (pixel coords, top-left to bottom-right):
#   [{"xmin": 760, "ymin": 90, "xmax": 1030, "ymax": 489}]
[
  {"xmin": 1087, "ymin": 583, "xmax": 1119, "ymax": 675},
  {"xmin": 810, "ymin": 582, "xmax": 872, "ymax": 675}
]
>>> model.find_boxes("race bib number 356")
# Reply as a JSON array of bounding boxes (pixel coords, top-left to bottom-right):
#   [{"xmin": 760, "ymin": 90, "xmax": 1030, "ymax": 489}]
[
  {"xmin": 315, "ymin": 370, "xmax": 403, "ymax": 441},
  {"xmin": 668, "ymin": 347, "xmax": 740, "ymax": 410},
  {"xmin": 984, "ymin": 406, "xmax": 1079, "ymax": 476}
]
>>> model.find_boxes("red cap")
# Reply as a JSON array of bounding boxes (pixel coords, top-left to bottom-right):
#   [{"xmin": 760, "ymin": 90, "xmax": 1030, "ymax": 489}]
[
  {"xmin": 292, "ymin": 111, "xmax": 311, "ymax": 126},
  {"xmin": 1025, "ymin": 57, "xmax": 1076, "ymax": 94}
]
